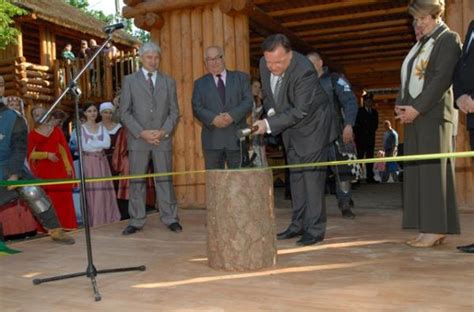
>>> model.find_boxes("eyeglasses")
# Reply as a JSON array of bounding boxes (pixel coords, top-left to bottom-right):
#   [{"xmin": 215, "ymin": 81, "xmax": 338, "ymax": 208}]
[{"xmin": 205, "ymin": 55, "xmax": 223, "ymax": 62}]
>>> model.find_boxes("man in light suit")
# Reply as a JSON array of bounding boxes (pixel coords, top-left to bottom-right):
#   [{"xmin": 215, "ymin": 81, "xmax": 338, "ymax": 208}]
[
  {"xmin": 120, "ymin": 42, "xmax": 181, "ymax": 235},
  {"xmin": 192, "ymin": 45, "xmax": 253, "ymax": 169},
  {"xmin": 253, "ymin": 34, "xmax": 338, "ymax": 246}
]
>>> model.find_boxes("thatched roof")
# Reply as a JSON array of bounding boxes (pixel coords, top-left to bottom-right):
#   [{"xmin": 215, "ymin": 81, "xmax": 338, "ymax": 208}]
[{"xmin": 13, "ymin": 0, "xmax": 140, "ymax": 47}]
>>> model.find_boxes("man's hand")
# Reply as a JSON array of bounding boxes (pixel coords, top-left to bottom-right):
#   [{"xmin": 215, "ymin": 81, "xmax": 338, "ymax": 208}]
[
  {"xmin": 212, "ymin": 115, "xmax": 227, "ymax": 128},
  {"xmin": 252, "ymin": 120, "xmax": 267, "ymax": 135},
  {"xmin": 156, "ymin": 129, "xmax": 166, "ymax": 141},
  {"xmin": 395, "ymin": 105, "xmax": 420, "ymax": 124},
  {"xmin": 7, "ymin": 174, "xmax": 19, "ymax": 191},
  {"xmin": 220, "ymin": 113, "xmax": 234, "ymax": 127},
  {"xmin": 342, "ymin": 125, "xmax": 353, "ymax": 144},
  {"xmin": 140, "ymin": 130, "xmax": 160, "ymax": 145},
  {"xmin": 457, "ymin": 94, "xmax": 474, "ymax": 113}
]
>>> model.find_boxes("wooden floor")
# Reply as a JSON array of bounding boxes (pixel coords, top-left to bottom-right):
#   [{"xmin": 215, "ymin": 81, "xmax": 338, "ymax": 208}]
[{"xmin": 1, "ymin": 183, "xmax": 473, "ymax": 311}]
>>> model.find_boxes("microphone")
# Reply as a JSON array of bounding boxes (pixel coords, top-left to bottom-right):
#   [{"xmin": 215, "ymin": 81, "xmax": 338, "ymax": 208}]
[{"xmin": 103, "ymin": 22, "xmax": 125, "ymax": 34}]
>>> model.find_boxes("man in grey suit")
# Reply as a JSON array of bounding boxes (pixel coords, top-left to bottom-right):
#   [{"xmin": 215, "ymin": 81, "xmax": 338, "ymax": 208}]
[
  {"xmin": 192, "ymin": 45, "xmax": 253, "ymax": 169},
  {"xmin": 253, "ymin": 34, "xmax": 337, "ymax": 246},
  {"xmin": 120, "ymin": 42, "xmax": 181, "ymax": 235}
]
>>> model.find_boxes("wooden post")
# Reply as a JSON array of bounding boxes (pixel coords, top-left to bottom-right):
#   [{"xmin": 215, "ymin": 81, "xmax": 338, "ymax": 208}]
[{"xmin": 206, "ymin": 169, "xmax": 276, "ymax": 271}]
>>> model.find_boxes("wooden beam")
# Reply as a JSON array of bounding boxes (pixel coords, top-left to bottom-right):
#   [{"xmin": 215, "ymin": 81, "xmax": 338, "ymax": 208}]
[
  {"xmin": 310, "ymin": 34, "xmax": 413, "ymax": 50},
  {"xmin": 123, "ymin": 0, "xmax": 218, "ymax": 18},
  {"xmin": 339, "ymin": 55, "xmax": 405, "ymax": 66},
  {"xmin": 331, "ymin": 50, "xmax": 408, "ymax": 62},
  {"xmin": 250, "ymin": 19, "xmax": 411, "ymax": 43},
  {"xmin": 325, "ymin": 42, "xmax": 412, "ymax": 56},
  {"xmin": 296, "ymin": 19, "xmax": 410, "ymax": 37},
  {"xmin": 343, "ymin": 61, "xmax": 402, "ymax": 75},
  {"xmin": 268, "ymin": 0, "xmax": 381, "ymax": 17},
  {"xmin": 283, "ymin": 7, "xmax": 407, "ymax": 28},
  {"xmin": 236, "ymin": 3, "xmax": 316, "ymax": 55},
  {"xmin": 303, "ymin": 26, "xmax": 412, "ymax": 44}
]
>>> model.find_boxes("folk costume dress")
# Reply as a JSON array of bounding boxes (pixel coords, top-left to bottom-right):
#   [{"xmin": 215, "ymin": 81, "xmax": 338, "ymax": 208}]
[
  {"xmin": 81, "ymin": 124, "xmax": 120, "ymax": 227},
  {"xmin": 28, "ymin": 126, "xmax": 77, "ymax": 230}
]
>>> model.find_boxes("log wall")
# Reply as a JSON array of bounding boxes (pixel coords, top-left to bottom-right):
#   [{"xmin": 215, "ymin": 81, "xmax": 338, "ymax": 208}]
[{"xmin": 151, "ymin": 2, "xmax": 250, "ymax": 208}]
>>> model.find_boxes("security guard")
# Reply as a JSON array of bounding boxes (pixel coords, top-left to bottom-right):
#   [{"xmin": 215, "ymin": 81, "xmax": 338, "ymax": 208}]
[{"xmin": 307, "ymin": 52, "xmax": 358, "ymax": 219}]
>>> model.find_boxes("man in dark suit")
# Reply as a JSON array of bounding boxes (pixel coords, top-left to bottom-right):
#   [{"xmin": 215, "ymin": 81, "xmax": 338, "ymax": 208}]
[
  {"xmin": 454, "ymin": 20, "xmax": 474, "ymax": 254},
  {"xmin": 120, "ymin": 42, "xmax": 181, "ymax": 235},
  {"xmin": 454, "ymin": 20, "xmax": 474, "ymax": 150},
  {"xmin": 253, "ymin": 34, "xmax": 337, "ymax": 246},
  {"xmin": 192, "ymin": 45, "xmax": 253, "ymax": 169},
  {"xmin": 354, "ymin": 93, "xmax": 379, "ymax": 183}
]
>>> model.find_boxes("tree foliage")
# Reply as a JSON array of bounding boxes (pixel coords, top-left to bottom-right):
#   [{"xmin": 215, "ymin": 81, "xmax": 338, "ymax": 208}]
[
  {"xmin": 0, "ymin": 0, "xmax": 27, "ymax": 49},
  {"xmin": 65, "ymin": 0, "xmax": 149, "ymax": 43}
]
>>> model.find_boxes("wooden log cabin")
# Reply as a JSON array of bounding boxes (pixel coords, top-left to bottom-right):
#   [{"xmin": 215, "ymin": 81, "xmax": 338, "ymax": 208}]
[
  {"xmin": 1, "ymin": 0, "xmax": 141, "ymax": 117},
  {"xmin": 122, "ymin": 0, "xmax": 473, "ymax": 210}
]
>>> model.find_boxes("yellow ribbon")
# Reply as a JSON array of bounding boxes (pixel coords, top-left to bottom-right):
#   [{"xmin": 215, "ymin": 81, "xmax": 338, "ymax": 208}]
[{"xmin": 1, "ymin": 151, "xmax": 472, "ymax": 188}]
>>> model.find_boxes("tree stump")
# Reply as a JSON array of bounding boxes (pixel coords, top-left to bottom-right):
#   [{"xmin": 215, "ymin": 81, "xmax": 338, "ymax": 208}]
[{"xmin": 206, "ymin": 169, "xmax": 277, "ymax": 271}]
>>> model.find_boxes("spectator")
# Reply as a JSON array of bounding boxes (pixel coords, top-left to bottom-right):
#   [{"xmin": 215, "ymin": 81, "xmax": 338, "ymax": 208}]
[
  {"xmin": 354, "ymin": 92, "xmax": 379, "ymax": 183},
  {"xmin": 307, "ymin": 52, "xmax": 358, "ymax": 219},
  {"xmin": 382, "ymin": 120, "xmax": 399, "ymax": 182},
  {"xmin": 395, "ymin": 0, "xmax": 461, "ymax": 248},
  {"xmin": 61, "ymin": 43, "xmax": 75, "ymax": 61},
  {"xmin": 80, "ymin": 102, "xmax": 121, "ymax": 227},
  {"xmin": 192, "ymin": 45, "xmax": 253, "ymax": 169},
  {"xmin": 28, "ymin": 107, "xmax": 77, "ymax": 231}
]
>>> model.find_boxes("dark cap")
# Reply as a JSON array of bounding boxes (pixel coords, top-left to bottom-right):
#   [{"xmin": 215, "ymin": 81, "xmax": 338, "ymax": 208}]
[{"xmin": 363, "ymin": 92, "xmax": 373, "ymax": 101}]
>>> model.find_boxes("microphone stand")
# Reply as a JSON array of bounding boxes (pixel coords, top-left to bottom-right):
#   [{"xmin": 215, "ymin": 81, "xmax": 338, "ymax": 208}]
[{"xmin": 32, "ymin": 30, "xmax": 145, "ymax": 302}]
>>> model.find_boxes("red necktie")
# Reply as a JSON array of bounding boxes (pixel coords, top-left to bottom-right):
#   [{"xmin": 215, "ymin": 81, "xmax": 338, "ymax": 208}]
[{"xmin": 216, "ymin": 74, "xmax": 225, "ymax": 104}]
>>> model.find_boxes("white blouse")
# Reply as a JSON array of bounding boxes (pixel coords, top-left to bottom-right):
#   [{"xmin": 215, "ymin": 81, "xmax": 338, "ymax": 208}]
[{"xmin": 81, "ymin": 124, "xmax": 111, "ymax": 152}]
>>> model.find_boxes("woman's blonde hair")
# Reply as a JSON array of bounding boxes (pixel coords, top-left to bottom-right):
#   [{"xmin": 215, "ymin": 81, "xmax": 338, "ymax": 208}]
[{"xmin": 408, "ymin": 0, "xmax": 445, "ymax": 19}]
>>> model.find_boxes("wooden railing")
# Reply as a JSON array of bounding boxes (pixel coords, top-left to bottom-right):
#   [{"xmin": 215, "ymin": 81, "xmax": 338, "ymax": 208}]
[{"xmin": 1, "ymin": 51, "xmax": 140, "ymax": 108}]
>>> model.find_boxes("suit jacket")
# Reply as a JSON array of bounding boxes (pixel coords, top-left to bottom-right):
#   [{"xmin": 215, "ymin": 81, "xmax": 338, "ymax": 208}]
[
  {"xmin": 354, "ymin": 107, "xmax": 378, "ymax": 146},
  {"xmin": 192, "ymin": 70, "xmax": 252, "ymax": 150},
  {"xmin": 259, "ymin": 52, "xmax": 337, "ymax": 157},
  {"xmin": 396, "ymin": 23, "xmax": 462, "ymax": 123},
  {"xmin": 453, "ymin": 20, "xmax": 474, "ymax": 130},
  {"xmin": 120, "ymin": 69, "xmax": 179, "ymax": 152}
]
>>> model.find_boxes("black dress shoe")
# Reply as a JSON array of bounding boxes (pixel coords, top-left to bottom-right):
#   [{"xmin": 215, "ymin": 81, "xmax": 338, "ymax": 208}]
[
  {"xmin": 296, "ymin": 233, "xmax": 323, "ymax": 246},
  {"xmin": 341, "ymin": 209, "xmax": 356, "ymax": 219},
  {"xmin": 457, "ymin": 243, "xmax": 474, "ymax": 253},
  {"xmin": 168, "ymin": 222, "xmax": 183, "ymax": 233},
  {"xmin": 277, "ymin": 229, "xmax": 303, "ymax": 240},
  {"xmin": 122, "ymin": 225, "xmax": 140, "ymax": 235}
]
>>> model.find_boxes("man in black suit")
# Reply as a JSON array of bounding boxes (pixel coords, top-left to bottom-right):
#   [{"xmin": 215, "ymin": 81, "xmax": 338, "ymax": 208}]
[
  {"xmin": 454, "ymin": 20, "xmax": 474, "ymax": 150},
  {"xmin": 354, "ymin": 93, "xmax": 379, "ymax": 183},
  {"xmin": 253, "ymin": 34, "xmax": 337, "ymax": 246},
  {"xmin": 192, "ymin": 45, "xmax": 253, "ymax": 169},
  {"xmin": 453, "ymin": 20, "xmax": 474, "ymax": 254}
]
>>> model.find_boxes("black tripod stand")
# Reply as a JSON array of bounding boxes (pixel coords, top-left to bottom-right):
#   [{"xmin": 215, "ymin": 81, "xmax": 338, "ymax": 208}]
[{"xmin": 32, "ymin": 23, "xmax": 146, "ymax": 302}]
